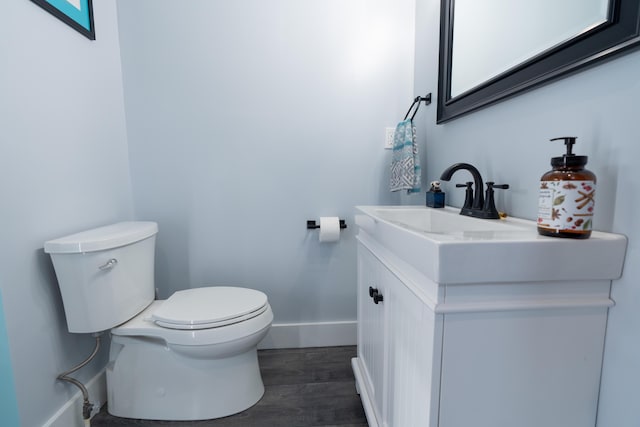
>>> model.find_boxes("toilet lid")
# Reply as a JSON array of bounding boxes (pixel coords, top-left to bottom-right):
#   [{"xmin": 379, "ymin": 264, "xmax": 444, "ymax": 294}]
[{"xmin": 152, "ymin": 287, "xmax": 268, "ymax": 330}]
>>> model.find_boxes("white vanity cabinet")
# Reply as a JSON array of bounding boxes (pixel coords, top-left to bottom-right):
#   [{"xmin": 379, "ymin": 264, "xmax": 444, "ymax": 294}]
[
  {"xmin": 352, "ymin": 206, "xmax": 627, "ymax": 427},
  {"xmin": 354, "ymin": 239, "xmax": 441, "ymax": 427},
  {"xmin": 355, "ymin": 243, "xmax": 387, "ymax": 423}
]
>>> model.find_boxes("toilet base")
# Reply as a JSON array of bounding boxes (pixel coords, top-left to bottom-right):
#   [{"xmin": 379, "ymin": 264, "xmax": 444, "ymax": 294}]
[{"xmin": 106, "ymin": 334, "xmax": 265, "ymax": 420}]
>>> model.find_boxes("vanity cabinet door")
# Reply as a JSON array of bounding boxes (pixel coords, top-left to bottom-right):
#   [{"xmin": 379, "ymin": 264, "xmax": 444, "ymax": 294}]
[
  {"xmin": 382, "ymin": 264, "xmax": 441, "ymax": 427},
  {"xmin": 357, "ymin": 241, "xmax": 442, "ymax": 427},
  {"xmin": 437, "ymin": 307, "xmax": 608, "ymax": 427},
  {"xmin": 357, "ymin": 243, "xmax": 388, "ymax": 426}
]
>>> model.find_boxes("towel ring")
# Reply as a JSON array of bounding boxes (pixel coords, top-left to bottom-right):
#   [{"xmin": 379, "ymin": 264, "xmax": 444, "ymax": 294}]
[{"xmin": 403, "ymin": 93, "xmax": 432, "ymax": 121}]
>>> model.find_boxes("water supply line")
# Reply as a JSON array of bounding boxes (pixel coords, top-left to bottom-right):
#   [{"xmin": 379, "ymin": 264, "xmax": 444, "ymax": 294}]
[{"xmin": 57, "ymin": 333, "xmax": 102, "ymax": 425}]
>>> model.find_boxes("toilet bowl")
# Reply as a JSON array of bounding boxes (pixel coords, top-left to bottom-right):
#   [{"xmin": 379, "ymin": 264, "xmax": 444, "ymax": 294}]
[
  {"xmin": 44, "ymin": 222, "xmax": 273, "ymax": 421},
  {"xmin": 108, "ymin": 287, "xmax": 273, "ymax": 420}
]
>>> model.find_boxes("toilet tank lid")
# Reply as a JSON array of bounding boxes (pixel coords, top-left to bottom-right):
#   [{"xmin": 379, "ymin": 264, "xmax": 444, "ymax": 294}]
[{"xmin": 44, "ymin": 221, "xmax": 158, "ymax": 254}]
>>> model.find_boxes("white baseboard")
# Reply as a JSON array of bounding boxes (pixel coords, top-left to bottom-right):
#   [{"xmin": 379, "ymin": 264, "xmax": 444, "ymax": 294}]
[
  {"xmin": 258, "ymin": 320, "xmax": 357, "ymax": 349},
  {"xmin": 42, "ymin": 369, "xmax": 106, "ymax": 427}
]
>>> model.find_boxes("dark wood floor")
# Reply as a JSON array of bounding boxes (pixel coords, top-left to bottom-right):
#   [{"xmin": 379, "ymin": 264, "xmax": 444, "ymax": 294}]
[{"xmin": 91, "ymin": 346, "xmax": 367, "ymax": 427}]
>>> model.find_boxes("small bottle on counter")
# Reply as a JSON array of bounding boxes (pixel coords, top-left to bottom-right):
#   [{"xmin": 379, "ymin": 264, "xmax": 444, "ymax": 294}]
[
  {"xmin": 537, "ymin": 137, "xmax": 596, "ymax": 239},
  {"xmin": 426, "ymin": 181, "xmax": 445, "ymax": 208}
]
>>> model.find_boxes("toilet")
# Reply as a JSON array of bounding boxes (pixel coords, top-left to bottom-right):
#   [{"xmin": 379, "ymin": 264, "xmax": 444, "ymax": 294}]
[{"xmin": 44, "ymin": 221, "xmax": 273, "ymax": 421}]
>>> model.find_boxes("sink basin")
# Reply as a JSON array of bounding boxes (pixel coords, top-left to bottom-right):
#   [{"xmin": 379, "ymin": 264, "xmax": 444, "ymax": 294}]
[
  {"xmin": 372, "ymin": 206, "xmax": 526, "ymax": 236},
  {"xmin": 355, "ymin": 205, "xmax": 627, "ymax": 284}
]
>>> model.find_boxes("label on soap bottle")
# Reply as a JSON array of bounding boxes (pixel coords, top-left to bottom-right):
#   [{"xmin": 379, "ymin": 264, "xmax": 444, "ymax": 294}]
[{"xmin": 537, "ymin": 180, "xmax": 595, "ymax": 232}]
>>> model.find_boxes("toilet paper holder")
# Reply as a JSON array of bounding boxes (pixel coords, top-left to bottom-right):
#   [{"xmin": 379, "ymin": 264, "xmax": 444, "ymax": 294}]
[{"xmin": 306, "ymin": 219, "xmax": 347, "ymax": 230}]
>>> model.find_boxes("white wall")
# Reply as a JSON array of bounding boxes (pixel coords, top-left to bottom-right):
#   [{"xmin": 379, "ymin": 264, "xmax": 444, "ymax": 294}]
[
  {"xmin": 414, "ymin": 1, "xmax": 640, "ymax": 425},
  {"xmin": 0, "ymin": 1, "xmax": 132, "ymax": 426},
  {"xmin": 116, "ymin": 0, "xmax": 415, "ymax": 329}
]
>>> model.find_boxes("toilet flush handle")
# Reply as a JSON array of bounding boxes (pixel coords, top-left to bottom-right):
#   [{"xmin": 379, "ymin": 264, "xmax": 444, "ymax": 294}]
[{"xmin": 98, "ymin": 258, "xmax": 118, "ymax": 271}]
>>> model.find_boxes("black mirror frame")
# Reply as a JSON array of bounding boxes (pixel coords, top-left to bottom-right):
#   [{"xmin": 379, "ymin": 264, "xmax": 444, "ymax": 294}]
[{"xmin": 437, "ymin": 0, "xmax": 640, "ymax": 124}]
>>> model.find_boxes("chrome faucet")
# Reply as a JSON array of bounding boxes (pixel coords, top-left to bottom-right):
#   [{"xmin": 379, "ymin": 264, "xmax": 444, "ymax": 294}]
[{"xmin": 440, "ymin": 163, "xmax": 508, "ymax": 219}]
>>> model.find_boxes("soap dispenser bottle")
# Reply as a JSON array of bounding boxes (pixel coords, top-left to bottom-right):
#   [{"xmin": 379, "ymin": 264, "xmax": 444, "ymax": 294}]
[
  {"xmin": 537, "ymin": 137, "xmax": 596, "ymax": 239},
  {"xmin": 426, "ymin": 181, "xmax": 445, "ymax": 208}
]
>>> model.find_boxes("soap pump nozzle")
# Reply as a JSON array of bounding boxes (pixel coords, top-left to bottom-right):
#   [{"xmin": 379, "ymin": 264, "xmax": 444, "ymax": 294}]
[
  {"xmin": 550, "ymin": 136, "xmax": 587, "ymax": 168},
  {"xmin": 551, "ymin": 136, "xmax": 577, "ymax": 156}
]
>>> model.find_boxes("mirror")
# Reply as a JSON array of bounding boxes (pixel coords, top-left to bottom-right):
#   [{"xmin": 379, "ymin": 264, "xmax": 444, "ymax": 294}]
[
  {"xmin": 450, "ymin": 0, "xmax": 609, "ymax": 98},
  {"xmin": 437, "ymin": 0, "xmax": 640, "ymax": 123}
]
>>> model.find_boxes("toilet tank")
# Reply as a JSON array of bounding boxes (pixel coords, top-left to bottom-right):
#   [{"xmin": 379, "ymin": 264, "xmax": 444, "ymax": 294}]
[{"xmin": 44, "ymin": 222, "xmax": 158, "ymax": 333}]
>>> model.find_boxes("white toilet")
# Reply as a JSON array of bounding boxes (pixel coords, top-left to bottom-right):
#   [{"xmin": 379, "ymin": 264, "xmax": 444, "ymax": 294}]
[{"xmin": 44, "ymin": 221, "xmax": 273, "ymax": 421}]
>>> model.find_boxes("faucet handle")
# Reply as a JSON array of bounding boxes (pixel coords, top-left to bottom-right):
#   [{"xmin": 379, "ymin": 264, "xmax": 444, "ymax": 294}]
[
  {"xmin": 482, "ymin": 182, "xmax": 509, "ymax": 219},
  {"xmin": 487, "ymin": 182, "xmax": 509, "ymax": 190},
  {"xmin": 456, "ymin": 182, "xmax": 474, "ymax": 210}
]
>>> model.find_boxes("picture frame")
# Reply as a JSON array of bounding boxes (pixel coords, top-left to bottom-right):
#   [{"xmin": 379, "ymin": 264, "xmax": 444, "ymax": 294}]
[{"xmin": 31, "ymin": 0, "xmax": 95, "ymax": 40}]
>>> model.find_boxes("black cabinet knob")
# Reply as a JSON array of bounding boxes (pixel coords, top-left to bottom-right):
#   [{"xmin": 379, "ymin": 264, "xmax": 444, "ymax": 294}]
[
  {"xmin": 368, "ymin": 286, "xmax": 383, "ymax": 304},
  {"xmin": 373, "ymin": 292, "xmax": 384, "ymax": 304}
]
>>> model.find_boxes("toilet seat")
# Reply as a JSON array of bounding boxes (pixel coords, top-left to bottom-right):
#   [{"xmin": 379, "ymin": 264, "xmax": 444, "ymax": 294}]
[
  {"xmin": 110, "ymin": 287, "xmax": 273, "ymax": 347},
  {"xmin": 152, "ymin": 287, "xmax": 268, "ymax": 330}
]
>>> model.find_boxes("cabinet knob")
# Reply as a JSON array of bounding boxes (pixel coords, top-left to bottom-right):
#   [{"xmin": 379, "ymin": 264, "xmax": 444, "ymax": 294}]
[
  {"xmin": 369, "ymin": 286, "xmax": 383, "ymax": 304},
  {"xmin": 373, "ymin": 292, "xmax": 384, "ymax": 304}
]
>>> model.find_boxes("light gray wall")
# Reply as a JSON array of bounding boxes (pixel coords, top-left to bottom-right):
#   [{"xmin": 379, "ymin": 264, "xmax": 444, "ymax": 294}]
[
  {"xmin": 414, "ymin": 0, "xmax": 640, "ymax": 425},
  {"xmin": 0, "ymin": 1, "xmax": 132, "ymax": 426},
  {"xmin": 4, "ymin": 1, "xmax": 634, "ymax": 425},
  {"xmin": 116, "ymin": 0, "xmax": 415, "ymax": 324}
]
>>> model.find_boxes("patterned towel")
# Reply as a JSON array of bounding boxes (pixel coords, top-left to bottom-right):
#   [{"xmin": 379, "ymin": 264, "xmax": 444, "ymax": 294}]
[{"xmin": 390, "ymin": 119, "xmax": 421, "ymax": 193}]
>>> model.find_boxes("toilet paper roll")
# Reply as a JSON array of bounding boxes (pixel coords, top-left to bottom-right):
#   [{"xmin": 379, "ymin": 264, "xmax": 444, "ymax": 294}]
[{"xmin": 319, "ymin": 217, "xmax": 341, "ymax": 243}]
